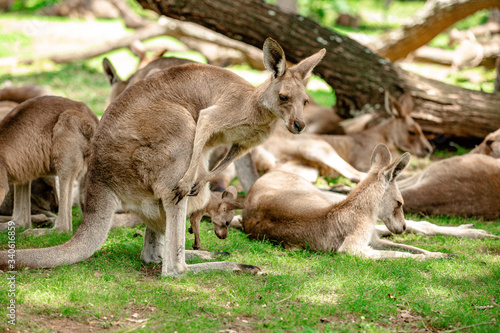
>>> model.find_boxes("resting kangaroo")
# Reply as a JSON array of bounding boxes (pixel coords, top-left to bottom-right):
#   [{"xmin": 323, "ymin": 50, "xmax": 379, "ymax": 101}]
[
  {"xmin": 0, "ymin": 96, "xmax": 98, "ymax": 234},
  {"xmin": 398, "ymin": 154, "xmax": 500, "ymax": 220},
  {"xmin": 1, "ymin": 38, "xmax": 325, "ymax": 276},
  {"xmin": 242, "ymin": 144, "xmax": 451, "ymax": 259},
  {"xmin": 188, "ymin": 185, "xmax": 244, "ymax": 250},
  {"xmin": 397, "ymin": 129, "xmax": 500, "ymax": 220}
]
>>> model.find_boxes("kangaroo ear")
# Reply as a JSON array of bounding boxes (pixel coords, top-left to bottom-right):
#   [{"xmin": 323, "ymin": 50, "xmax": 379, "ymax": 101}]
[
  {"xmin": 226, "ymin": 201, "xmax": 245, "ymax": 211},
  {"xmin": 263, "ymin": 38, "xmax": 287, "ymax": 78},
  {"xmin": 102, "ymin": 58, "xmax": 120, "ymax": 85},
  {"xmin": 384, "ymin": 152, "xmax": 411, "ymax": 182},
  {"xmin": 370, "ymin": 144, "xmax": 391, "ymax": 170},
  {"xmin": 291, "ymin": 48, "xmax": 326, "ymax": 82},
  {"xmin": 222, "ymin": 185, "xmax": 238, "ymax": 200}
]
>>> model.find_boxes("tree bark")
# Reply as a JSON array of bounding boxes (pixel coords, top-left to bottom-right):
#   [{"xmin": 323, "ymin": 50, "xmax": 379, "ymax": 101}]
[
  {"xmin": 370, "ymin": 0, "xmax": 500, "ymax": 62},
  {"xmin": 136, "ymin": 0, "xmax": 500, "ymax": 139}
]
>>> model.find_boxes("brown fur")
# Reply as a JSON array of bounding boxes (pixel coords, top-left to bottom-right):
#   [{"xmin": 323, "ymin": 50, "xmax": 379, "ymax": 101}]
[
  {"xmin": 400, "ymin": 154, "xmax": 500, "ymax": 220},
  {"xmin": 2, "ymin": 39, "xmax": 325, "ymax": 277},
  {"xmin": 242, "ymin": 144, "xmax": 450, "ymax": 259},
  {"xmin": 0, "ymin": 84, "xmax": 51, "ymax": 104},
  {"xmin": 0, "ymin": 96, "xmax": 98, "ymax": 234}
]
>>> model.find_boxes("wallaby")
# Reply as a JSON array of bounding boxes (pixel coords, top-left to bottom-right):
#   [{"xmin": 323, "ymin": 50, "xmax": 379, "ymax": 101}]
[
  {"xmin": 242, "ymin": 144, "xmax": 451, "ymax": 259},
  {"xmin": 0, "ymin": 96, "xmax": 98, "ymax": 235},
  {"xmin": 398, "ymin": 154, "xmax": 500, "ymax": 220},
  {"xmin": 188, "ymin": 185, "xmax": 244, "ymax": 250},
  {"xmin": 102, "ymin": 56, "xmax": 194, "ymax": 103},
  {"xmin": 1, "ymin": 38, "xmax": 325, "ymax": 277}
]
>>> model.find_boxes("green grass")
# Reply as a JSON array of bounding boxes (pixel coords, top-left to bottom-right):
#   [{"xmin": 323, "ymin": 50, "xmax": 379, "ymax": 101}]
[{"xmin": 1, "ymin": 210, "xmax": 499, "ymax": 332}]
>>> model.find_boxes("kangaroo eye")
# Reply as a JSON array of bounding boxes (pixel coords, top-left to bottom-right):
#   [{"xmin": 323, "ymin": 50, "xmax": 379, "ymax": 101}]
[
  {"xmin": 408, "ymin": 130, "xmax": 416, "ymax": 136},
  {"xmin": 279, "ymin": 94, "xmax": 288, "ymax": 102}
]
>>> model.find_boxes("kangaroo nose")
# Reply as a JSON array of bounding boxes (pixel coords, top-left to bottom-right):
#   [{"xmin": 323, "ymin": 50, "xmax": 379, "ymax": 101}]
[
  {"xmin": 425, "ymin": 146, "xmax": 432, "ymax": 154},
  {"xmin": 403, "ymin": 224, "xmax": 406, "ymax": 231},
  {"xmin": 293, "ymin": 120, "xmax": 305, "ymax": 133}
]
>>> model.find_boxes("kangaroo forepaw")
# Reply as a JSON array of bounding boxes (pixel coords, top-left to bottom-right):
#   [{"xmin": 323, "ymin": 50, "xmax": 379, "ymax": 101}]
[
  {"xmin": 172, "ymin": 180, "xmax": 195, "ymax": 203},
  {"xmin": 188, "ymin": 182, "xmax": 200, "ymax": 196}
]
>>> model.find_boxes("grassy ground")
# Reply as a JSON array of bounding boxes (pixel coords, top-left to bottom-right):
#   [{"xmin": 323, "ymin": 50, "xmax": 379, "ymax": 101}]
[
  {"xmin": 0, "ymin": 8, "xmax": 499, "ymax": 333},
  {"xmin": 0, "ymin": 210, "xmax": 499, "ymax": 332}
]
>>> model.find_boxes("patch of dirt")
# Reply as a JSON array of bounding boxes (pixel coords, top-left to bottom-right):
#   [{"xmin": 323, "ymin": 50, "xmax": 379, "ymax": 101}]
[
  {"xmin": 12, "ymin": 303, "xmax": 157, "ymax": 332},
  {"xmin": 477, "ymin": 246, "xmax": 500, "ymax": 255}
]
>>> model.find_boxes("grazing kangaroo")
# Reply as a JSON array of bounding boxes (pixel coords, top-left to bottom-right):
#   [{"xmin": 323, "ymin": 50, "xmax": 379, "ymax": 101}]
[
  {"xmin": 1, "ymin": 38, "xmax": 325, "ymax": 276},
  {"xmin": 188, "ymin": 185, "xmax": 244, "ymax": 250},
  {"xmin": 242, "ymin": 144, "xmax": 451, "ymax": 259},
  {"xmin": 0, "ymin": 96, "xmax": 98, "ymax": 235}
]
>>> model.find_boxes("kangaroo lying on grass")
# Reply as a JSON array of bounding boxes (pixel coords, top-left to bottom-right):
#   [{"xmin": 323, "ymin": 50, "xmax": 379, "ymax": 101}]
[
  {"xmin": 0, "ymin": 38, "xmax": 325, "ymax": 276},
  {"xmin": 0, "ymin": 96, "xmax": 98, "ymax": 235},
  {"xmin": 250, "ymin": 92, "xmax": 432, "ymax": 185},
  {"xmin": 398, "ymin": 153, "xmax": 500, "ymax": 220},
  {"xmin": 242, "ymin": 144, "xmax": 455, "ymax": 259},
  {"xmin": 396, "ymin": 128, "xmax": 500, "ymax": 220}
]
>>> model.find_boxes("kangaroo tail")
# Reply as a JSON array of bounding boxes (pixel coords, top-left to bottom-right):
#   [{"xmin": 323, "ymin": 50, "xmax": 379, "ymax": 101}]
[{"xmin": 0, "ymin": 178, "xmax": 117, "ymax": 270}]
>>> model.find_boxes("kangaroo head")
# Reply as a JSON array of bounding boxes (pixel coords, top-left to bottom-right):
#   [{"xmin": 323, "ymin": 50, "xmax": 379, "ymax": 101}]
[
  {"xmin": 211, "ymin": 186, "xmax": 244, "ymax": 239},
  {"xmin": 262, "ymin": 38, "xmax": 326, "ymax": 134},
  {"xmin": 473, "ymin": 128, "xmax": 500, "ymax": 158},
  {"xmin": 370, "ymin": 144, "xmax": 410, "ymax": 235},
  {"xmin": 103, "ymin": 57, "xmax": 128, "ymax": 104},
  {"xmin": 385, "ymin": 92, "xmax": 433, "ymax": 158}
]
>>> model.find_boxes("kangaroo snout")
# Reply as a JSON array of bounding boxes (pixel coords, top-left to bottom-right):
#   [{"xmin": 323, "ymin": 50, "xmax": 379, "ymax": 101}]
[
  {"xmin": 288, "ymin": 119, "xmax": 305, "ymax": 134},
  {"xmin": 215, "ymin": 228, "xmax": 228, "ymax": 239}
]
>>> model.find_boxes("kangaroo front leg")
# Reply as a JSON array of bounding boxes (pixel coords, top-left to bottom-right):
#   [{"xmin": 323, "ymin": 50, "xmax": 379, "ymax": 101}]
[
  {"xmin": 13, "ymin": 182, "xmax": 32, "ymax": 230},
  {"xmin": 190, "ymin": 143, "xmax": 248, "ymax": 196},
  {"xmin": 173, "ymin": 106, "xmax": 220, "ymax": 203}
]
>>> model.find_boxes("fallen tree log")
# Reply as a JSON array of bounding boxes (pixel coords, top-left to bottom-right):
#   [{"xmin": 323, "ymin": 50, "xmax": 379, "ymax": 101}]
[
  {"xmin": 369, "ymin": 0, "xmax": 500, "ymax": 62},
  {"xmin": 136, "ymin": 0, "xmax": 500, "ymax": 139}
]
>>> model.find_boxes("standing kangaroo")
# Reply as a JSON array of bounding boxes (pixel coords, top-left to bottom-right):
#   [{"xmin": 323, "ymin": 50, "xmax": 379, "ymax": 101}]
[
  {"xmin": 242, "ymin": 144, "xmax": 451, "ymax": 259},
  {"xmin": 1, "ymin": 38, "xmax": 325, "ymax": 276},
  {"xmin": 0, "ymin": 96, "xmax": 98, "ymax": 235}
]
